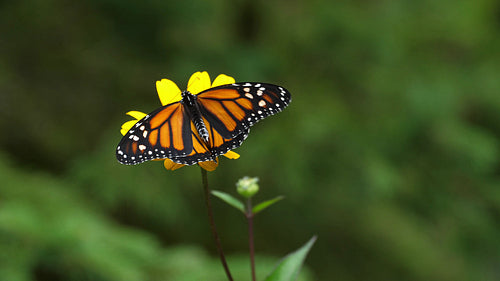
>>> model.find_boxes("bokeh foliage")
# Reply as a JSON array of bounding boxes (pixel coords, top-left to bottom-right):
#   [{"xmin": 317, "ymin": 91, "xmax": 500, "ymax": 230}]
[{"xmin": 1, "ymin": 0, "xmax": 500, "ymax": 280}]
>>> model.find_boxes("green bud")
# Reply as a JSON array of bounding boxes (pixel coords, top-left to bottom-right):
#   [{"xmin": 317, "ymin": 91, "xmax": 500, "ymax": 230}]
[{"xmin": 236, "ymin": 176, "xmax": 259, "ymax": 198}]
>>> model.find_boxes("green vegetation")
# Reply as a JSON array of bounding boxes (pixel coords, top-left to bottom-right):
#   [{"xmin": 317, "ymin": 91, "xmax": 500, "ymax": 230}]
[{"xmin": 1, "ymin": 0, "xmax": 500, "ymax": 280}]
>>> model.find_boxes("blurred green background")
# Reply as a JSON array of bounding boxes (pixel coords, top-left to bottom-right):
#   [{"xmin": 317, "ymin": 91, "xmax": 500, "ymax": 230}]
[{"xmin": 1, "ymin": 0, "xmax": 500, "ymax": 280}]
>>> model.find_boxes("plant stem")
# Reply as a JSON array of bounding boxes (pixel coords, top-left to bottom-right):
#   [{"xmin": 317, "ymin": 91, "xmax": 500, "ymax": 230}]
[
  {"xmin": 200, "ymin": 167, "xmax": 234, "ymax": 281},
  {"xmin": 246, "ymin": 199, "xmax": 257, "ymax": 281}
]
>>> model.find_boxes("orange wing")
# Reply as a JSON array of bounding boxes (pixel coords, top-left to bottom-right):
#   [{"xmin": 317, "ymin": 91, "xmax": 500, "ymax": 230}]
[
  {"xmin": 116, "ymin": 102, "xmax": 194, "ymax": 165},
  {"xmin": 196, "ymin": 83, "xmax": 291, "ymax": 139}
]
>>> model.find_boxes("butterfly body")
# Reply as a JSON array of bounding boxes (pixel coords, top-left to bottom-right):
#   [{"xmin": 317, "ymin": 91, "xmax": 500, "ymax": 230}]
[
  {"xmin": 117, "ymin": 82, "xmax": 291, "ymax": 166},
  {"xmin": 181, "ymin": 90, "xmax": 210, "ymax": 143}
]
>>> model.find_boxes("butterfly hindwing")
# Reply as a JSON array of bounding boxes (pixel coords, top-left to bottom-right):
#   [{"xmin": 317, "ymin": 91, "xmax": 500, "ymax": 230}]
[{"xmin": 169, "ymin": 120, "xmax": 250, "ymax": 165}]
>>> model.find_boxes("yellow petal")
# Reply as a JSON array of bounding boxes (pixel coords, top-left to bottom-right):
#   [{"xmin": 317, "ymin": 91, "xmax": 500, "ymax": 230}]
[
  {"xmin": 212, "ymin": 74, "xmax": 236, "ymax": 87},
  {"xmin": 187, "ymin": 71, "xmax": 211, "ymax": 95},
  {"xmin": 198, "ymin": 160, "xmax": 218, "ymax": 171},
  {"xmin": 126, "ymin": 111, "xmax": 147, "ymax": 120},
  {"xmin": 157, "ymin": 79, "xmax": 182, "ymax": 106},
  {"xmin": 163, "ymin": 159, "xmax": 185, "ymax": 170},
  {"xmin": 120, "ymin": 120, "xmax": 139, "ymax": 136},
  {"xmin": 223, "ymin": 151, "xmax": 240, "ymax": 159},
  {"xmin": 120, "ymin": 111, "xmax": 147, "ymax": 135}
]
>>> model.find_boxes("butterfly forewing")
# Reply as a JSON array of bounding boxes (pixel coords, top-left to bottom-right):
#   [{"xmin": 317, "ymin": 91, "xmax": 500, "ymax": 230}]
[
  {"xmin": 116, "ymin": 103, "xmax": 194, "ymax": 165},
  {"xmin": 196, "ymin": 83, "xmax": 291, "ymax": 139}
]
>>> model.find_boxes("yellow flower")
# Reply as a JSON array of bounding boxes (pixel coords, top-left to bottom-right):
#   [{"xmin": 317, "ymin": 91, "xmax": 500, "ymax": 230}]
[{"xmin": 120, "ymin": 71, "xmax": 240, "ymax": 171}]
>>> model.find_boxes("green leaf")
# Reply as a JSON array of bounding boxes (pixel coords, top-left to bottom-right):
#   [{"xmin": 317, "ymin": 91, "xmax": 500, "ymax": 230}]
[
  {"xmin": 265, "ymin": 236, "xmax": 317, "ymax": 281},
  {"xmin": 252, "ymin": 196, "xmax": 284, "ymax": 215},
  {"xmin": 211, "ymin": 190, "xmax": 245, "ymax": 213}
]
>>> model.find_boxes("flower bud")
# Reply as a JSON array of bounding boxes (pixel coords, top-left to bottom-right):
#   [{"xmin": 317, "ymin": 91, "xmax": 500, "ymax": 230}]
[{"xmin": 236, "ymin": 176, "xmax": 259, "ymax": 198}]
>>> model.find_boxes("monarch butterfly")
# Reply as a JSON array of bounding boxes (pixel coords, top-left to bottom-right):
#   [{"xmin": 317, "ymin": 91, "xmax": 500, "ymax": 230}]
[{"xmin": 116, "ymin": 82, "xmax": 291, "ymax": 165}]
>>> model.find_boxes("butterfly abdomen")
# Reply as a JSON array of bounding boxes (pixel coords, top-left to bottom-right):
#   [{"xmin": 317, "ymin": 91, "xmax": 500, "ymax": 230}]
[
  {"xmin": 193, "ymin": 115, "xmax": 210, "ymax": 143},
  {"xmin": 181, "ymin": 91, "xmax": 210, "ymax": 143}
]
